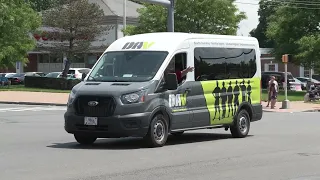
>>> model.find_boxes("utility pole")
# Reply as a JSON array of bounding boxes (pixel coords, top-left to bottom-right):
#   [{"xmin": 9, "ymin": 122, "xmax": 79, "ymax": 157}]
[
  {"xmin": 281, "ymin": 54, "xmax": 292, "ymax": 109},
  {"xmin": 123, "ymin": 0, "xmax": 127, "ymax": 32},
  {"xmin": 137, "ymin": 0, "xmax": 174, "ymax": 32}
]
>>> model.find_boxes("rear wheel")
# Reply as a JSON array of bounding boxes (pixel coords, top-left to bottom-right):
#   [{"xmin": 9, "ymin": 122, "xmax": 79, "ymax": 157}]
[
  {"xmin": 230, "ymin": 109, "xmax": 250, "ymax": 138},
  {"xmin": 144, "ymin": 114, "xmax": 169, "ymax": 147},
  {"xmin": 74, "ymin": 134, "xmax": 97, "ymax": 145}
]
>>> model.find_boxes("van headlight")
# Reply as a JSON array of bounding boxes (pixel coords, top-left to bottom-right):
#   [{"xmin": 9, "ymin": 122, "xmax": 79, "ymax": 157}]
[
  {"xmin": 68, "ymin": 89, "xmax": 77, "ymax": 105},
  {"xmin": 121, "ymin": 90, "xmax": 146, "ymax": 104}
]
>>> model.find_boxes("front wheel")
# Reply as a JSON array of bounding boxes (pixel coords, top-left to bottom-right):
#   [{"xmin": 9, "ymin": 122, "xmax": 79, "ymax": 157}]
[
  {"xmin": 230, "ymin": 109, "xmax": 250, "ymax": 138},
  {"xmin": 74, "ymin": 134, "xmax": 97, "ymax": 145},
  {"xmin": 144, "ymin": 114, "xmax": 169, "ymax": 148}
]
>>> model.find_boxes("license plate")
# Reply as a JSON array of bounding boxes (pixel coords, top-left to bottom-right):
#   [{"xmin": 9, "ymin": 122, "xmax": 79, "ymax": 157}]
[{"xmin": 84, "ymin": 117, "xmax": 98, "ymax": 126}]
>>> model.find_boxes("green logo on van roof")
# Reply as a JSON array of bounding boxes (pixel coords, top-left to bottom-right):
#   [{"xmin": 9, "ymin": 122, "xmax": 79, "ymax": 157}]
[{"xmin": 122, "ymin": 42, "xmax": 155, "ymax": 50}]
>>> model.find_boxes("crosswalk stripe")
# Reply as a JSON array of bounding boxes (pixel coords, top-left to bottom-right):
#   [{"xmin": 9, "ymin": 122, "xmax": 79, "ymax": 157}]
[{"xmin": 0, "ymin": 106, "xmax": 66, "ymax": 112}]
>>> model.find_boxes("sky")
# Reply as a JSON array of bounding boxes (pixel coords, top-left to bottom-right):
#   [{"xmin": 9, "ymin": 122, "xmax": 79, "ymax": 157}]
[{"xmin": 234, "ymin": 0, "xmax": 260, "ymax": 36}]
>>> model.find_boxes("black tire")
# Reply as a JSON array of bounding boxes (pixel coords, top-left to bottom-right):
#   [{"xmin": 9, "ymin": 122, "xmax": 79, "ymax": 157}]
[
  {"xmin": 74, "ymin": 134, "xmax": 97, "ymax": 145},
  {"xmin": 230, "ymin": 109, "xmax": 250, "ymax": 138},
  {"xmin": 171, "ymin": 131, "xmax": 184, "ymax": 136},
  {"xmin": 144, "ymin": 114, "xmax": 169, "ymax": 147}
]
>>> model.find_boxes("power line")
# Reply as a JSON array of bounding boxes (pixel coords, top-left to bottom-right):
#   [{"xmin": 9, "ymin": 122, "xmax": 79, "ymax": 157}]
[{"xmin": 235, "ymin": 0, "xmax": 320, "ymax": 10}]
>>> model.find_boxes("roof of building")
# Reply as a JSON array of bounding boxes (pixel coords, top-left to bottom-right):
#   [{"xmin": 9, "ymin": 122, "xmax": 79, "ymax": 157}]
[
  {"xmin": 89, "ymin": 0, "xmax": 143, "ymax": 18},
  {"xmin": 260, "ymin": 48, "xmax": 273, "ymax": 54}
]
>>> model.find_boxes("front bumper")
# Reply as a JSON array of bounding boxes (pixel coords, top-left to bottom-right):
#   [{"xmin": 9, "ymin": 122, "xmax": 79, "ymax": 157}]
[{"xmin": 64, "ymin": 111, "xmax": 151, "ymax": 138}]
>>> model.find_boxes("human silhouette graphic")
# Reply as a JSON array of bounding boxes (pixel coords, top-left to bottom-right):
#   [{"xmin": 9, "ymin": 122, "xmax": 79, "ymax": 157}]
[
  {"xmin": 220, "ymin": 81, "xmax": 227, "ymax": 119},
  {"xmin": 227, "ymin": 81, "xmax": 233, "ymax": 117},
  {"xmin": 241, "ymin": 79, "xmax": 247, "ymax": 103},
  {"xmin": 247, "ymin": 80, "xmax": 252, "ymax": 104},
  {"xmin": 233, "ymin": 80, "xmax": 240, "ymax": 115},
  {"xmin": 212, "ymin": 81, "xmax": 221, "ymax": 120}
]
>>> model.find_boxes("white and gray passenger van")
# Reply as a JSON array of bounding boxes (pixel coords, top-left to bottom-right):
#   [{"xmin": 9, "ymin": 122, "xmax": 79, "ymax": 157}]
[{"xmin": 64, "ymin": 32, "xmax": 263, "ymax": 147}]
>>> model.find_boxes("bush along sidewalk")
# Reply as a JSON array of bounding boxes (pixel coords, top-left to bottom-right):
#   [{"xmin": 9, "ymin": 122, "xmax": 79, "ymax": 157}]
[{"xmin": 24, "ymin": 76, "xmax": 81, "ymax": 90}]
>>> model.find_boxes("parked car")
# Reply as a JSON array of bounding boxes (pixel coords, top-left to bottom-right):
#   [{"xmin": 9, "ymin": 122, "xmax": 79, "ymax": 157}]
[
  {"xmin": 0, "ymin": 73, "xmax": 11, "ymax": 86},
  {"xmin": 25, "ymin": 72, "xmax": 46, "ymax": 77},
  {"xmin": 289, "ymin": 78, "xmax": 304, "ymax": 91},
  {"xmin": 312, "ymin": 74, "xmax": 320, "ymax": 81},
  {"xmin": 262, "ymin": 71, "xmax": 295, "ymax": 89},
  {"xmin": 5, "ymin": 73, "xmax": 25, "ymax": 85},
  {"xmin": 45, "ymin": 72, "xmax": 62, "ymax": 78},
  {"xmin": 296, "ymin": 77, "xmax": 320, "ymax": 89},
  {"xmin": 67, "ymin": 68, "xmax": 90, "ymax": 79}
]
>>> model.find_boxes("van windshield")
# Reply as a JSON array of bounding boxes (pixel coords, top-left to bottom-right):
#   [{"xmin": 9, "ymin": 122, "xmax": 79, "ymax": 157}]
[{"xmin": 87, "ymin": 51, "xmax": 168, "ymax": 82}]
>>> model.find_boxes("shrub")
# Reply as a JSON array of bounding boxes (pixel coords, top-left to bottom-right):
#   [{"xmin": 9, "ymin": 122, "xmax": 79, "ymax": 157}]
[{"xmin": 24, "ymin": 76, "xmax": 81, "ymax": 90}]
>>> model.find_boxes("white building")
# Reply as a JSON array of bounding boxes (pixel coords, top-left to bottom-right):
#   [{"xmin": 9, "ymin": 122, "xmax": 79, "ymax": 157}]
[{"xmin": 26, "ymin": 0, "xmax": 142, "ymax": 73}]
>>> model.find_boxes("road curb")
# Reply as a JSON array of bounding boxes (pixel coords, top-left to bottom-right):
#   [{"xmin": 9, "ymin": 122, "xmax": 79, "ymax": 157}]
[
  {"xmin": 0, "ymin": 101, "xmax": 67, "ymax": 106},
  {"xmin": 263, "ymin": 109, "xmax": 320, "ymax": 113}
]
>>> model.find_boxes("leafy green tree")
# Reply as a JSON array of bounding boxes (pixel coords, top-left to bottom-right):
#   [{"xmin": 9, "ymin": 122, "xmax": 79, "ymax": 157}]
[
  {"xmin": 124, "ymin": 0, "xmax": 246, "ymax": 35},
  {"xmin": 26, "ymin": 0, "xmax": 55, "ymax": 12},
  {"xmin": 249, "ymin": 0, "xmax": 277, "ymax": 48},
  {"xmin": 0, "ymin": 0, "xmax": 41, "ymax": 69},
  {"xmin": 266, "ymin": 1, "xmax": 320, "ymax": 66},
  {"xmin": 296, "ymin": 35, "xmax": 320, "ymax": 70},
  {"xmin": 42, "ymin": 0, "xmax": 104, "ymax": 59}
]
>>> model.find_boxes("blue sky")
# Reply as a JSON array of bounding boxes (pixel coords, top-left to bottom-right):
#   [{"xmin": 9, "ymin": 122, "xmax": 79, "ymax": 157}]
[{"xmin": 235, "ymin": 0, "xmax": 260, "ymax": 36}]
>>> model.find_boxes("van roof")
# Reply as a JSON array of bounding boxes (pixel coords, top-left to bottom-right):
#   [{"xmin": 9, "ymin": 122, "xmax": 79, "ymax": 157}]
[{"xmin": 106, "ymin": 32, "xmax": 259, "ymax": 52}]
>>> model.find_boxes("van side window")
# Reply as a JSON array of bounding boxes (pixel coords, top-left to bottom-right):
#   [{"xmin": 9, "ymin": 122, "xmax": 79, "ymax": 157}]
[
  {"xmin": 194, "ymin": 47, "xmax": 257, "ymax": 81},
  {"xmin": 165, "ymin": 52, "xmax": 187, "ymax": 84}
]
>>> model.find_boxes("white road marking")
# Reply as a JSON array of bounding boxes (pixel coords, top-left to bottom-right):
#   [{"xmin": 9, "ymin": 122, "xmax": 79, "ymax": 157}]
[{"xmin": 0, "ymin": 106, "xmax": 66, "ymax": 112}]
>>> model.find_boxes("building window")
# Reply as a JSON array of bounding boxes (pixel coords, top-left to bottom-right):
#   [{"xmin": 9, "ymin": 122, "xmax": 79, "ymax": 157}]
[
  {"xmin": 268, "ymin": 64, "xmax": 276, "ymax": 71},
  {"xmin": 304, "ymin": 69, "xmax": 310, "ymax": 77},
  {"xmin": 38, "ymin": 54, "xmax": 49, "ymax": 63},
  {"xmin": 194, "ymin": 47, "xmax": 257, "ymax": 81},
  {"xmin": 73, "ymin": 54, "xmax": 85, "ymax": 63},
  {"xmin": 264, "ymin": 63, "xmax": 278, "ymax": 72},
  {"xmin": 50, "ymin": 53, "xmax": 63, "ymax": 63}
]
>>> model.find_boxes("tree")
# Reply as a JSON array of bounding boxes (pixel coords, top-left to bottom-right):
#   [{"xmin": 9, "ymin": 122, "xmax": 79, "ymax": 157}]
[
  {"xmin": 26, "ymin": 0, "xmax": 55, "ymax": 12},
  {"xmin": 124, "ymin": 0, "xmax": 246, "ymax": 35},
  {"xmin": 42, "ymin": 0, "xmax": 104, "ymax": 59},
  {"xmin": 249, "ymin": 0, "xmax": 277, "ymax": 48},
  {"xmin": 296, "ymin": 35, "xmax": 320, "ymax": 70},
  {"xmin": 0, "ymin": 0, "xmax": 41, "ymax": 69},
  {"xmin": 266, "ymin": 0, "xmax": 320, "ymax": 67}
]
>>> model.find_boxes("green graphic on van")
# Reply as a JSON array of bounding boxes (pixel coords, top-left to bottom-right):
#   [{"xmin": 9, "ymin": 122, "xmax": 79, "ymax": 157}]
[
  {"xmin": 122, "ymin": 41, "xmax": 155, "ymax": 50},
  {"xmin": 169, "ymin": 93, "xmax": 187, "ymax": 108},
  {"xmin": 200, "ymin": 78, "xmax": 260, "ymax": 125}
]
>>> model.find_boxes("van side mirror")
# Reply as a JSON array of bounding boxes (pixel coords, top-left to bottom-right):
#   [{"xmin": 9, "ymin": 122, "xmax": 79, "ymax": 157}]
[
  {"xmin": 165, "ymin": 73, "xmax": 178, "ymax": 90},
  {"xmin": 81, "ymin": 73, "xmax": 87, "ymax": 81}
]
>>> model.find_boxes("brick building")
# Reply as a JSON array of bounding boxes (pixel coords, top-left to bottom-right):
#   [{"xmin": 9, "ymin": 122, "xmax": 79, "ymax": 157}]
[{"xmin": 260, "ymin": 48, "xmax": 312, "ymax": 78}]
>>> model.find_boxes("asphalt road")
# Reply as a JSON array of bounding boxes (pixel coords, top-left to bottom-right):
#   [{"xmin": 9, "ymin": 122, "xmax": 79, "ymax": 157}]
[{"xmin": 1, "ymin": 104, "xmax": 320, "ymax": 180}]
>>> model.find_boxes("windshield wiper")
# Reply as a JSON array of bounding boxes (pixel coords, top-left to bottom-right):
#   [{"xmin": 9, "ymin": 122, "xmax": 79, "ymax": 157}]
[{"xmin": 108, "ymin": 80, "xmax": 129, "ymax": 82}]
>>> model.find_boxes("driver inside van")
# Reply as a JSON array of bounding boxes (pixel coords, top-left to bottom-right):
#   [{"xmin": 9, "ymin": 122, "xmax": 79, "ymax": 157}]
[{"xmin": 175, "ymin": 63, "xmax": 194, "ymax": 84}]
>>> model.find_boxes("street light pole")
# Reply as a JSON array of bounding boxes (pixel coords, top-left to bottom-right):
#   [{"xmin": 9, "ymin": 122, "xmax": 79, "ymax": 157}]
[
  {"xmin": 167, "ymin": 0, "xmax": 174, "ymax": 32},
  {"xmin": 123, "ymin": 0, "xmax": 127, "ymax": 32},
  {"xmin": 138, "ymin": 0, "xmax": 174, "ymax": 32}
]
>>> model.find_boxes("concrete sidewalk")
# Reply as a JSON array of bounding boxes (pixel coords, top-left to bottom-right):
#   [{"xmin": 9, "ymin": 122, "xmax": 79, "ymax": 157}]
[
  {"xmin": 261, "ymin": 101, "xmax": 320, "ymax": 113},
  {"xmin": 0, "ymin": 91, "xmax": 68, "ymax": 106},
  {"xmin": 1, "ymin": 91, "xmax": 320, "ymax": 112}
]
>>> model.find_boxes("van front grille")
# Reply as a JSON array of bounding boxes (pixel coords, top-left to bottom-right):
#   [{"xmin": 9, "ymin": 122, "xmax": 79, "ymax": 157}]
[{"xmin": 74, "ymin": 95, "xmax": 116, "ymax": 117}]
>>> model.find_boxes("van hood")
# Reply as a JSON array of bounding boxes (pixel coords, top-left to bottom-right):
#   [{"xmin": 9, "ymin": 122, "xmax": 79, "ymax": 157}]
[{"xmin": 73, "ymin": 81, "xmax": 158, "ymax": 97}]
